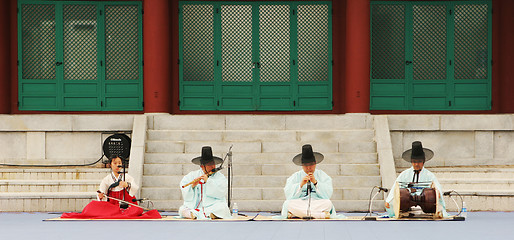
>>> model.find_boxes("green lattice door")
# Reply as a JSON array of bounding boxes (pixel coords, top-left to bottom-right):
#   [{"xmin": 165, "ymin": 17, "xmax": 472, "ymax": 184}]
[
  {"xmin": 179, "ymin": 2, "xmax": 332, "ymax": 111},
  {"xmin": 18, "ymin": 1, "xmax": 143, "ymax": 111},
  {"xmin": 370, "ymin": 1, "xmax": 491, "ymax": 110}
]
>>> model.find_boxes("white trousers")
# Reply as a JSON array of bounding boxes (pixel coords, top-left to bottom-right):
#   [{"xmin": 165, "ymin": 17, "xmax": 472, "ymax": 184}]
[
  {"xmin": 180, "ymin": 207, "xmax": 196, "ymax": 219},
  {"xmin": 287, "ymin": 198, "xmax": 333, "ymax": 219}
]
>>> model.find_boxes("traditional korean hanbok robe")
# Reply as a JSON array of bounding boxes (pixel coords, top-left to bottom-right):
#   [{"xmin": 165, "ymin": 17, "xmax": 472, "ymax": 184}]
[
  {"xmin": 179, "ymin": 169, "xmax": 231, "ymax": 219},
  {"xmin": 98, "ymin": 172, "xmax": 139, "ymax": 205},
  {"xmin": 385, "ymin": 167, "xmax": 448, "ymax": 217},
  {"xmin": 279, "ymin": 169, "xmax": 342, "ymax": 219},
  {"xmin": 61, "ymin": 172, "xmax": 161, "ymax": 219}
]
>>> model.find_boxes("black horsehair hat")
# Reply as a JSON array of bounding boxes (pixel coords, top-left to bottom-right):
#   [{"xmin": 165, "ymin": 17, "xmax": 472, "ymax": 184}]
[
  {"xmin": 191, "ymin": 146, "xmax": 223, "ymax": 165},
  {"xmin": 401, "ymin": 141, "xmax": 434, "ymax": 162},
  {"xmin": 292, "ymin": 144, "xmax": 324, "ymax": 166}
]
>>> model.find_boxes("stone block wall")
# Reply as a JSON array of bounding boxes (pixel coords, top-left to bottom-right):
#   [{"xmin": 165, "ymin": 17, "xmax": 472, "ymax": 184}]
[
  {"xmin": 0, "ymin": 115, "xmax": 135, "ymax": 165},
  {"xmin": 388, "ymin": 115, "xmax": 514, "ymax": 168}
]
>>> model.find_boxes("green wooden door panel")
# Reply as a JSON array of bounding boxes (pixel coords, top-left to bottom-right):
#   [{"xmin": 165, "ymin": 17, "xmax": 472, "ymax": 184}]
[
  {"xmin": 18, "ymin": 1, "xmax": 143, "ymax": 111},
  {"xmin": 370, "ymin": 1, "xmax": 491, "ymax": 111},
  {"xmin": 179, "ymin": 1, "xmax": 332, "ymax": 111},
  {"xmin": 370, "ymin": 3, "xmax": 407, "ymax": 110}
]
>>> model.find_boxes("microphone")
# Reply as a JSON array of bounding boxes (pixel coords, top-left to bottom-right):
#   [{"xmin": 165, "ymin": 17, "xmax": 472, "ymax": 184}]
[
  {"xmin": 132, "ymin": 198, "xmax": 147, "ymax": 202},
  {"xmin": 377, "ymin": 186, "xmax": 389, "ymax": 192},
  {"xmin": 211, "ymin": 166, "xmax": 223, "ymax": 174},
  {"xmin": 443, "ymin": 191, "xmax": 452, "ymax": 196}
]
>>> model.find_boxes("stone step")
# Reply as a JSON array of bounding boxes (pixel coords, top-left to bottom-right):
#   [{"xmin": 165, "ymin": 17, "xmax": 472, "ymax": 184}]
[
  {"xmin": 144, "ymin": 152, "xmax": 378, "ymax": 165},
  {"xmin": 0, "ymin": 192, "xmax": 96, "ymax": 212},
  {"xmin": 142, "ymin": 175, "xmax": 381, "ymax": 188},
  {"xmin": 141, "ymin": 187, "xmax": 384, "ymax": 201},
  {"xmin": 0, "ymin": 168, "xmax": 110, "ymax": 180},
  {"xmin": 143, "ymin": 163, "xmax": 380, "ymax": 177},
  {"xmin": 425, "ymin": 166, "xmax": 514, "ymax": 172},
  {"xmin": 445, "ymin": 189, "xmax": 514, "ymax": 196},
  {"xmin": 434, "ymin": 169, "xmax": 514, "ymax": 179},
  {"xmin": 436, "ymin": 172, "xmax": 514, "ymax": 179},
  {"xmin": 146, "ymin": 140, "xmax": 375, "ymax": 155},
  {"xmin": 151, "ymin": 114, "xmax": 372, "ymax": 131},
  {"xmin": 148, "ymin": 199, "xmax": 384, "ymax": 212},
  {"xmin": 0, "ymin": 180, "xmax": 99, "ymax": 192},
  {"xmin": 147, "ymin": 129, "xmax": 376, "ymax": 145},
  {"xmin": 442, "ymin": 195, "xmax": 514, "ymax": 212},
  {"xmin": 441, "ymin": 179, "xmax": 514, "ymax": 191}
]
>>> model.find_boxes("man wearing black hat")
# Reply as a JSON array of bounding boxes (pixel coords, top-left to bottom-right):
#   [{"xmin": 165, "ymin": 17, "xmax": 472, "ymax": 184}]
[
  {"xmin": 179, "ymin": 146, "xmax": 231, "ymax": 219},
  {"xmin": 279, "ymin": 144, "xmax": 339, "ymax": 219},
  {"xmin": 384, "ymin": 141, "xmax": 448, "ymax": 218}
]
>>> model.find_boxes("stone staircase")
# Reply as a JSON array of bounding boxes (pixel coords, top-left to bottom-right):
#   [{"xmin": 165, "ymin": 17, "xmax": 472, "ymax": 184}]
[
  {"xmin": 141, "ymin": 114, "xmax": 384, "ymax": 212},
  {"xmin": 0, "ymin": 167, "xmax": 109, "ymax": 212},
  {"xmin": 432, "ymin": 167, "xmax": 514, "ymax": 212}
]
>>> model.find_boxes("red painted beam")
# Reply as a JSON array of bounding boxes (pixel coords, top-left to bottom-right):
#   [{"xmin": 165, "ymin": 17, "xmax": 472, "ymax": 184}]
[
  {"xmin": 143, "ymin": 0, "xmax": 171, "ymax": 113},
  {"xmin": 345, "ymin": 0, "xmax": 370, "ymax": 113},
  {"xmin": 9, "ymin": 0, "xmax": 17, "ymax": 113},
  {"xmin": 0, "ymin": 1, "xmax": 10, "ymax": 114},
  {"xmin": 498, "ymin": 0, "xmax": 514, "ymax": 113},
  {"xmin": 332, "ymin": 0, "xmax": 346, "ymax": 113}
]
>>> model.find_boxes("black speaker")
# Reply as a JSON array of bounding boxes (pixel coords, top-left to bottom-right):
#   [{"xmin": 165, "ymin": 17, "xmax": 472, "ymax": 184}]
[{"xmin": 103, "ymin": 134, "xmax": 131, "ymax": 161}]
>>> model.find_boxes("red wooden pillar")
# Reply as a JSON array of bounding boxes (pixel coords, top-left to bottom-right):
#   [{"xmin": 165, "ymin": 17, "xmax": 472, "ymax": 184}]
[
  {"xmin": 143, "ymin": 0, "xmax": 171, "ymax": 113},
  {"xmin": 498, "ymin": 0, "xmax": 514, "ymax": 113},
  {"xmin": 345, "ymin": 0, "xmax": 370, "ymax": 113},
  {"xmin": 0, "ymin": 1, "xmax": 11, "ymax": 113}
]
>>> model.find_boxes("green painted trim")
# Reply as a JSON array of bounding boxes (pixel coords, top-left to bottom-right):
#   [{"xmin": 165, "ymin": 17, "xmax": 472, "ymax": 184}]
[
  {"xmin": 251, "ymin": 3, "xmax": 260, "ymax": 110},
  {"xmin": 98, "ymin": 3, "xmax": 106, "ymax": 110},
  {"xmin": 447, "ymin": 3, "xmax": 455, "ymax": 109},
  {"xmin": 290, "ymin": 3, "xmax": 299, "ymax": 110}
]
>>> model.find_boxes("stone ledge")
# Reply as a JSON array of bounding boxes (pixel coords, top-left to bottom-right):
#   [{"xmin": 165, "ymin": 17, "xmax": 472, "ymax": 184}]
[
  {"xmin": 0, "ymin": 192, "xmax": 96, "ymax": 199},
  {"xmin": 440, "ymin": 178, "xmax": 514, "ymax": 184},
  {"xmin": 388, "ymin": 114, "xmax": 514, "ymax": 131},
  {"xmin": 421, "ymin": 167, "xmax": 514, "ymax": 172},
  {"xmin": 0, "ymin": 114, "xmax": 135, "ymax": 131},
  {"xmin": 0, "ymin": 180, "xmax": 99, "ymax": 185},
  {"xmin": 0, "ymin": 168, "xmax": 110, "ymax": 173},
  {"xmin": 441, "ymin": 115, "xmax": 514, "ymax": 130},
  {"xmin": 447, "ymin": 190, "xmax": 514, "ymax": 196}
]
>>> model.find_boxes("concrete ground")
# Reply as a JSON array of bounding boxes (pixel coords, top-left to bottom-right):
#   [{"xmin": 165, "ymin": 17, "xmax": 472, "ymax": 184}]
[{"xmin": 1, "ymin": 212, "xmax": 513, "ymax": 240}]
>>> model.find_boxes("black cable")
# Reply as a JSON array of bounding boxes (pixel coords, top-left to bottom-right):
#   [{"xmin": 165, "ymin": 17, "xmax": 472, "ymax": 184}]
[
  {"xmin": 362, "ymin": 186, "xmax": 378, "ymax": 220},
  {"xmin": 448, "ymin": 190, "xmax": 464, "ymax": 216},
  {"xmin": 0, "ymin": 154, "xmax": 105, "ymax": 167}
]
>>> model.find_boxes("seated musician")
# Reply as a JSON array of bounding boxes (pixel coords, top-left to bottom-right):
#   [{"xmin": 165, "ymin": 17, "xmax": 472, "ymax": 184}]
[
  {"xmin": 385, "ymin": 141, "xmax": 448, "ymax": 218},
  {"xmin": 97, "ymin": 155, "xmax": 138, "ymax": 206},
  {"xmin": 279, "ymin": 144, "xmax": 340, "ymax": 219},
  {"xmin": 179, "ymin": 146, "xmax": 231, "ymax": 219},
  {"xmin": 61, "ymin": 155, "xmax": 161, "ymax": 219}
]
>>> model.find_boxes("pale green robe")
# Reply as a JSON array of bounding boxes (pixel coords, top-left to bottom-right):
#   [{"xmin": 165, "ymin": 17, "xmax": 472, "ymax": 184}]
[
  {"xmin": 179, "ymin": 169, "xmax": 231, "ymax": 219},
  {"xmin": 385, "ymin": 167, "xmax": 448, "ymax": 217},
  {"xmin": 279, "ymin": 169, "xmax": 343, "ymax": 218}
]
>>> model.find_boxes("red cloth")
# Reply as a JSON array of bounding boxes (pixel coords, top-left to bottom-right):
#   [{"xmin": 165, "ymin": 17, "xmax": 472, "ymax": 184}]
[
  {"xmin": 106, "ymin": 190, "xmax": 136, "ymax": 206},
  {"xmin": 61, "ymin": 201, "xmax": 162, "ymax": 219}
]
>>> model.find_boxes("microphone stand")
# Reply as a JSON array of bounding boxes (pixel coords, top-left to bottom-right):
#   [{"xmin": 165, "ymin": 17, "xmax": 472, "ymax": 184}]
[
  {"xmin": 120, "ymin": 160, "xmax": 129, "ymax": 209},
  {"xmin": 227, "ymin": 146, "xmax": 233, "ymax": 208},
  {"xmin": 304, "ymin": 181, "xmax": 313, "ymax": 220},
  {"xmin": 365, "ymin": 186, "xmax": 388, "ymax": 220}
]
